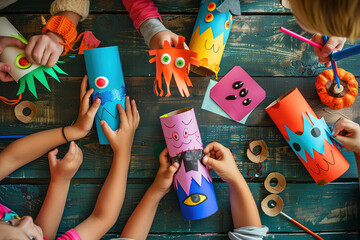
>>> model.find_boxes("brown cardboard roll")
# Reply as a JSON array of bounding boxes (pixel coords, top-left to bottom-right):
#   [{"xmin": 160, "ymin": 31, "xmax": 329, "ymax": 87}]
[
  {"xmin": 264, "ymin": 172, "xmax": 286, "ymax": 194},
  {"xmin": 15, "ymin": 101, "xmax": 36, "ymax": 123},
  {"xmin": 261, "ymin": 194, "xmax": 283, "ymax": 217},
  {"xmin": 247, "ymin": 140, "xmax": 268, "ymax": 163}
]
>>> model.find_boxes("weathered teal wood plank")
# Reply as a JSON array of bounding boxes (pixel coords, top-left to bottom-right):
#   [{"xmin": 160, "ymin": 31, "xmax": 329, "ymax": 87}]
[
  {"xmin": 1, "ymin": 183, "xmax": 359, "ymax": 233},
  {"xmin": 2, "ymin": 14, "xmax": 360, "ymax": 77},
  {"xmin": 0, "ymin": 77, "xmax": 359, "ymax": 180},
  {"xmin": 95, "ymin": 232, "xmax": 360, "ymax": 240},
  {"xmin": 0, "ymin": 0, "xmax": 290, "ymax": 14}
]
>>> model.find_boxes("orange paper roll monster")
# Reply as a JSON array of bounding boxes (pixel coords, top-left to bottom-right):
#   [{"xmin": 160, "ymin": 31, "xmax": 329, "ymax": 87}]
[
  {"xmin": 149, "ymin": 36, "xmax": 199, "ymax": 97},
  {"xmin": 266, "ymin": 88, "xmax": 349, "ymax": 185}
]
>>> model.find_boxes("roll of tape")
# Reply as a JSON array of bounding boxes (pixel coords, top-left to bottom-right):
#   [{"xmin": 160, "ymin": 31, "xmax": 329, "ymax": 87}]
[
  {"xmin": 264, "ymin": 172, "xmax": 286, "ymax": 194},
  {"xmin": 15, "ymin": 101, "xmax": 36, "ymax": 123},
  {"xmin": 261, "ymin": 194, "xmax": 283, "ymax": 217}
]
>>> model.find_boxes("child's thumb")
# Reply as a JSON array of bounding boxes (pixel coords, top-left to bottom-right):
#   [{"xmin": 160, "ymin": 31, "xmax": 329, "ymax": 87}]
[
  {"xmin": 167, "ymin": 162, "xmax": 179, "ymax": 178},
  {"xmin": 333, "ymin": 134, "xmax": 348, "ymax": 146},
  {"xmin": 100, "ymin": 120, "xmax": 113, "ymax": 137},
  {"xmin": 202, "ymin": 155, "xmax": 217, "ymax": 170},
  {"xmin": 48, "ymin": 148, "xmax": 59, "ymax": 165}
]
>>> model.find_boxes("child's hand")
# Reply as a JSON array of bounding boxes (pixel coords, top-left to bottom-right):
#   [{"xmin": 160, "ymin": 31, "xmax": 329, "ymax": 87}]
[
  {"xmin": 332, "ymin": 117, "xmax": 360, "ymax": 154},
  {"xmin": 25, "ymin": 32, "xmax": 64, "ymax": 67},
  {"xmin": 100, "ymin": 96, "xmax": 140, "ymax": 153},
  {"xmin": 150, "ymin": 30, "xmax": 189, "ymax": 50},
  {"xmin": 0, "ymin": 36, "xmax": 26, "ymax": 82},
  {"xmin": 48, "ymin": 141, "xmax": 83, "ymax": 182},
  {"xmin": 202, "ymin": 142, "xmax": 242, "ymax": 184},
  {"xmin": 70, "ymin": 75, "xmax": 101, "ymax": 139},
  {"xmin": 149, "ymin": 148, "xmax": 179, "ymax": 197},
  {"xmin": 311, "ymin": 34, "xmax": 346, "ymax": 67}
]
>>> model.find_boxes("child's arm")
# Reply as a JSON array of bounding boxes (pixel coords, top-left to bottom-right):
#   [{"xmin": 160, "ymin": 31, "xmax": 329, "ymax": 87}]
[
  {"xmin": 0, "ymin": 75, "xmax": 100, "ymax": 181},
  {"xmin": 25, "ymin": 0, "xmax": 90, "ymax": 67},
  {"xmin": 0, "ymin": 36, "xmax": 26, "ymax": 82},
  {"xmin": 122, "ymin": 0, "xmax": 187, "ymax": 49},
  {"xmin": 311, "ymin": 34, "xmax": 346, "ymax": 67},
  {"xmin": 120, "ymin": 148, "xmax": 179, "ymax": 240},
  {"xmin": 332, "ymin": 117, "xmax": 360, "ymax": 185},
  {"xmin": 202, "ymin": 142, "xmax": 262, "ymax": 228},
  {"xmin": 35, "ymin": 141, "xmax": 83, "ymax": 240},
  {"xmin": 74, "ymin": 97, "xmax": 140, "ymax": 240}
]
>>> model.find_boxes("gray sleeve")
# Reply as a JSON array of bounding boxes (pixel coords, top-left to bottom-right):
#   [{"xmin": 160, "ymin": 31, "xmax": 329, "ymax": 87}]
[
  {"xmin": 228, "ymin": 226, "xmax": 269, "ymax": 240},
  {"xmin": 139, "ymin": 18, "xmax": 168, "ymax": 47},
  {"xmin": 0, "ymin": 0, "xmax": 18, "ymax": 10}
]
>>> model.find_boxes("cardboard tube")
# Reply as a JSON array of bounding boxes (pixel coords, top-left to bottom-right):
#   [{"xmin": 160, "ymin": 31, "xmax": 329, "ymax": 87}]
[
  {"xmin": 189, "ymin": 0, "xmax": 237, "ymax": 76},
  {"xmin": 160, "ymin": 108, "xmax": 218, "ymax": 220},
  {"xmin": 84, "ymin": 46, "xmax": 126, "ymax": 145},
  {"xmin": 0, "ymin": 17, "xmax": 39, "ymax": 82},
  {"xmin": 266, "ymin": 88, "xmax": 349, "ymax": 185},
  {"xmin": 14, "ymin": 101, "xmax": 36, "ymax": 123},
  {"xmin": 264, "ymin": 172, "xmax": 286, "ymax": 194},
  {"xmin": 261, "ymin": 194, "xmax": 283, "ymax": 217}
]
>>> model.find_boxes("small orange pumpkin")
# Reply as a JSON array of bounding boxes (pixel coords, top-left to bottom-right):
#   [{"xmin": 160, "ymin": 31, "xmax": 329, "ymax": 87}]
[{"xmin": 315, "ymin": 68, "xmax": 358, "ymax": 110}]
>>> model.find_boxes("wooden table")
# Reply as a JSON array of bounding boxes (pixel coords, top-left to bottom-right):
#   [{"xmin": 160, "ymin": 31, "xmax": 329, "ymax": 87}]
[{"xmin": 0, "ymin": 0, "xmax": 359, "ymax": 239}]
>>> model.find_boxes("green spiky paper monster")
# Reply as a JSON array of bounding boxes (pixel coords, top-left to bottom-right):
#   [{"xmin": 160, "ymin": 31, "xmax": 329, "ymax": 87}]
[{"xmin": 16, "ymin": 61, "xmax": 67, "ymax": 98}]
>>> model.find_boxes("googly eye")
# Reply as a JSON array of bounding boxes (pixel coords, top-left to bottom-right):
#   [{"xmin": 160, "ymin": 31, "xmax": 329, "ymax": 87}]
[
  {"xmin": 175, "ymin": 57, "xmax": 185, "ymax": 68},
  {"xmin": 239, "ymin": 88, "xmax": 248, "ymax": 97},
  {"xmin": 225, "ymin": 95, "xmax": 237, "ymax": 100},
  {"xmin": 205, "ymin": 13, "xmax": 214, "ymax": 22},
  {"xmin": 172, "ymin": 132, "xmax": 179, "ymax": 141},
  {"xmin": 225, "ymin": 20, "xmax": 231, "ymax": 30},
  {"xmin": 94, "ymin": 76, "xmax": 109, "ymax": 89},
  {"xmin": 232, "ymin": 81, "xmax": 243, "ymax": 89},
  {"xmin": 243, "ymin": 98, "xmax": 251, "ymax": 106},
  {"xmin": 207, "ymin": 2, "xmax": 216, "ymax": 11},
  {"xmin": 183, "ymin": 128, "xmax": 189, "ymax": 138},
  {"xmin": 15, "ymin": 52, "xmax": 31, "ymax": 69},
  {"xmin": 311, "ymin": 127, "xmax": 321, "ymax": 137},
  {"xmin": 161, "ymin": 53, "xmax": 171, "ymax": 65}
]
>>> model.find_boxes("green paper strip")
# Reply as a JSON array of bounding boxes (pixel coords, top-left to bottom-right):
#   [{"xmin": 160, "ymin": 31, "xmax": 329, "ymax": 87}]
[
  {"xmin": 17, "ymin": 77, "xmax": 26, "ymax": 95},
  {"xmin": 53, "ymin": 64, "xmax": 68, "ymax": 75},
  {"xmin": 44, "ymin": 67, "xmax": 60, "ymax": 82},
  {"xmin": 25, "ymin": 74, "xmax": 38, "ymax": 98},
  {"xmin": 33, "ymin": 68, "xmax": 51, "ymax": 92}
]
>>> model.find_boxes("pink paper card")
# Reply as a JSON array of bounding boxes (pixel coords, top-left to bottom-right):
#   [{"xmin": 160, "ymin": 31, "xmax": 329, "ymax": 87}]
[{"xmin": 210, "ymin": 66, "xmax": 265, "ymax": 121}]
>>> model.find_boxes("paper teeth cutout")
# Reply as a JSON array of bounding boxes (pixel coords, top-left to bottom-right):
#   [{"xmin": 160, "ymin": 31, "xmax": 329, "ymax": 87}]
[{"xmin": 285, "ymin": 112, "xmax": 336, "ymax": 162}]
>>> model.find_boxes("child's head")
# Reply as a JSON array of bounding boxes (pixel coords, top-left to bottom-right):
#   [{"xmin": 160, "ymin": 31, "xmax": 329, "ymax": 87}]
[
  {"xmin": 288, "ymin": 0, "xmax": 360, "ymax": 40},
  {"xmin": 0, "ymin": 216, "xmax": 43, "ymax": 240}
]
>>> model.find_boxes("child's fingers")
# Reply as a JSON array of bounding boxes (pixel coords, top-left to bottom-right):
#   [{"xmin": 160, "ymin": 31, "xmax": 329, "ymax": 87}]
[
  {"xmin": 311, "ymin": 33, "xmax": 323, "ymax": 57},
  {"xmin": 87, "ymin": 98, "xmax": 101, "ymax": 118},
  {"xmin": 100, "ymin": 120, "xmax": 114, "ymax": 138},
  {"xmin": 25, "ymin": 37, "xmax": 37, "ymax": 64},
  {"xmin": 202, "ymin": 155, "xmax": 218, "ymax": 171},
  {"xmin": 80, "ymin": 75, "xmax": 88, "ymax": 100},
  {"xmin": 125, "ymin": 97, "xmax": 133, "ymax": 123},
  {"xmin": 48, "ymin": 148, "xmax": 59, "ymax": 165},
  {"xmin": 47, "ymin": 52, "xmax": 58, "ymax": 68},
  {"xmin": 81, "ymin": 88, "xmax": 95, "ymax": 114},
  {"xmin": 118, "ymin": 103, "xmax": 129, "ymax": 129},
  {"xmin": 333, "ymin": 118, "xmax": 356, "ymax": 136},
  {"xmin": 31, "ymin": 41, "xmax": 46, "ymax": 65},
  {"xmin": 0, "ymin": 62, "xmax": 10, "ymax": 73},
  {"xmin": 40, "ymin": 48, "xmax": 51, "ymax": 66},
  {"xmin": 159, "ymin": 148, "xmax": 170, "ymax": 164},
  {"xmin": 167, "ymin": 162, "xmax": 179, "ymax": 178},
  {"xmin": 0, "ymin": 36, "xmax": 25, "ymax": 50},
  {"xmin": 0, "ymin": 71, "xmax": 14, "ymax": 82},
  {"xmin": 322, "ymin": 38, "xmax": 338, "ymax": 58},
  {"xmin": 131, "ymin": 99, "xmax": 140, "ymax": 126},
  {"xmin": 203, "ymin": 142, "xmax": 224, "ymax": 154}
]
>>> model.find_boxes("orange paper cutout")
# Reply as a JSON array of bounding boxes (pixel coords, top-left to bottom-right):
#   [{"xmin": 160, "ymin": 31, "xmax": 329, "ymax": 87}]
[
  {"xmin": 149, "ymin": 36, "xmax": 200, "ymax": 97},
  {"xmin": 78, "ymin": 31, "xmax": 101, "ymax": 54}
]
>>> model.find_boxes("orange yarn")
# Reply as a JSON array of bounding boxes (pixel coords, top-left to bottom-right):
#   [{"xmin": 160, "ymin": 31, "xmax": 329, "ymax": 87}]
[
  {"xmin": 0, "ymin": 94, "xmax": 22, "ymax": 105},
  {"xmin": 42, "ymin": 15, "xmax": 77, "ymax": 55}
]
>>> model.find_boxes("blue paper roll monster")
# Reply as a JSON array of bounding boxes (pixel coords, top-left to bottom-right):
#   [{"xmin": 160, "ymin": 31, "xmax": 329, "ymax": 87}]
[{"xmin": 84, "ymin": 46, "xmax": 126, "ymax": 144}]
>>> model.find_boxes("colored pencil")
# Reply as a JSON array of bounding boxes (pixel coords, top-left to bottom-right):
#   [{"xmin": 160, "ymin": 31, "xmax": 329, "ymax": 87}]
[
  {"xmin": 0, "ymin": 135, "xmax": 27, "ymax": 139},
  {"xmin": 332, "ymin": 44, "xmax": 360, "ymax": 61},
  {"xmin": 323, "ymin": 35, "xmax": 341, "ymax": 88},
  {"xmin": 280, "ymin": 27, "xmax": 323, "ymax": 49}
]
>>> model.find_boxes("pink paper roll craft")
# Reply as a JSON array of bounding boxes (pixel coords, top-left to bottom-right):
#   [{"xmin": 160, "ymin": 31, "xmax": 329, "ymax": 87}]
[{"xmin": 160, "ymin": 108, "xmax": 218, "ymax": 220}]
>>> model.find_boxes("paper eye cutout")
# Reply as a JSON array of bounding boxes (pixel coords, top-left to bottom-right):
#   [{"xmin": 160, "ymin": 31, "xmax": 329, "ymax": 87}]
[
  {"xmin": 161, "ymin": 53, "xmax": 171, "ymax": 65},
  {"xmin": 205, "ymin": 13, "xmax": 214, "ymax": 22},
  {"xmin": 175, "ymin": 57, "xmax": 185, "ymax": 68},
  {"xmin": 225, "ymin": 95, "xmax": 237, "ymax": 100},
  {"xmin": 239, "ymin": 88, "xmax": 248, "ymax": 97},
  {"xmin": 95, "ymin": 76, "xmax": 109, "ymax": 89},
  {"xmin": 243, "ymin": 98, "xmax": 251, "ymax": 106},
  {"xmin": 293, "ymin": 142, "xmax": 301, "ymax": 151},
  {"xmin": 225, "ymin": 20, "xmax": 231, "ymax": 30},
  {"xmin": 183, "ymin": 128, "xmax": 189, "ymax": 138},
  {"xmin": 232, "ymin": 81, "xmax": 243, "ymax": 89},
  {"xmin": 172, "ymin": 132, "xmax": 179, "ymax": 141},
  {"xmin": 311, "ymin": 127, "xmax": 321, "ymax": 137},
  {"xmin": 15, "ymin": 52, "xmax": 31, "ymax": 69},
  {"xmin": 183, "ymin": 193, "xmax": 207, "ymax": 206},
  {"xmin": 207, "ymin": 2, "xmax": 216, "ymax": 11}
]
